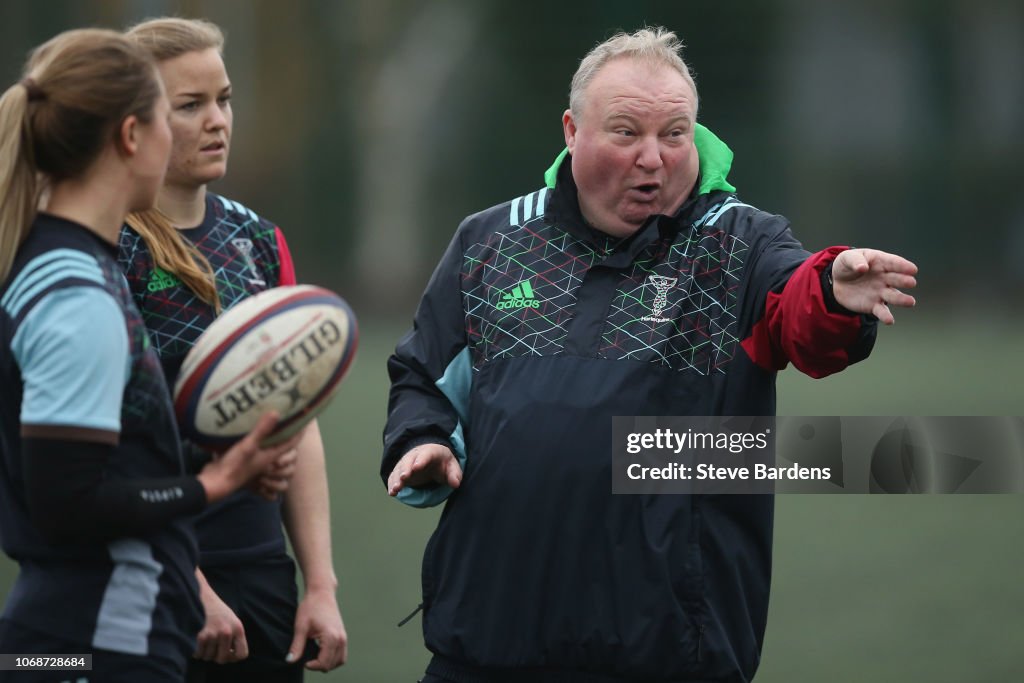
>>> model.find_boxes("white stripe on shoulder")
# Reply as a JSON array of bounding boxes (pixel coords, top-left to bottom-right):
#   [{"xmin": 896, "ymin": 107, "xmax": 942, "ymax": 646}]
[
  {"xmin": 216, "ymin": 194, "xmax": 235, "ymax": 214},
  {"xmin": 1, "ymin": 249, "xmax": 103, "ymax": 317},
  {"xmin": 706, "ymin": 199, "xmax": 754, "ymax": 227},
  {"xmin": 509, "ymin": 187, "xmax": 551, "ymax": 227},
  {"xmin": 229, "ymin": 199, "xmax": 259, "ymax": 222},
  {"xmin": 534, "ymin": 187, "xmax": 549, "ymax": 219},
  {"xmin": 509, "ymin": 196, "xmax": 522, "ymax": 227}
]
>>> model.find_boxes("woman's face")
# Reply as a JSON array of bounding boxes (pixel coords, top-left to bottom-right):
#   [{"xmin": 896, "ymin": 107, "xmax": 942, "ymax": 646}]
[{"xmin": 157, "ymin": 47, "xmax": 233, "ymax": 189}]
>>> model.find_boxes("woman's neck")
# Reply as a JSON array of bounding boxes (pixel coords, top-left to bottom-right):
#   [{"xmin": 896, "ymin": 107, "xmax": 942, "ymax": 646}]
[
  {"xmin": 157, "ymin": 183, "xmax": 208, "ymax": 229},
  {"xmin": 45, "ymin": 177, "xmax": 128, "ymax": 246}
]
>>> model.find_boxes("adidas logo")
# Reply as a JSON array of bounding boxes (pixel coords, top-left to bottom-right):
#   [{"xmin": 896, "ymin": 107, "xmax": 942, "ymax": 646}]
[
  {"xmin": 496, "ymin": 279, "xmax": 540, "ymax": 310},
  {"xmin": 147, "ymin": 267, "xmax": 180, "ymax": 292}
]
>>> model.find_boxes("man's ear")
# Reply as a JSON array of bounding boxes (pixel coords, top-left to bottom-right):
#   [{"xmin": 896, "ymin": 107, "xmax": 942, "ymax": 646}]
[
  {"xmin": 117, "ymin": 115, "xmax": 140, "ymax": 158},
  {"xmin": 562, "ymin": 109, "xmax": 577, "ymax": 154}
]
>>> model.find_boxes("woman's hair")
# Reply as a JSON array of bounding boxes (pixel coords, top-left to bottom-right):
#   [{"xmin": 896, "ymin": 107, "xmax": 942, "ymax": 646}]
[
  {"xmin": 124, "ymin": 17, "xmax": 227, "ymax": 312},
  {"xmin": 126, "ymin": 16, "xmax": 224, "ymax": 61},
  {"xmin": 0, "ymin": 28, "xmax": 162, "ymax": 282}
]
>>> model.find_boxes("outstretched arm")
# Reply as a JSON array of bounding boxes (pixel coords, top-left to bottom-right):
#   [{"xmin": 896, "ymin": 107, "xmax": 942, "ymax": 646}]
[{"xmin": 741, "ymin": 238, "xmax": 911, "ymax": 378}]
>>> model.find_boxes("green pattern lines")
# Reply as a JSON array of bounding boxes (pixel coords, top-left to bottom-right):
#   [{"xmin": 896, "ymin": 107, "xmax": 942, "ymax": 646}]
[
  {"xmin": 464, "ymin": 221, "xmax": 602, "ymax": 367},
  {"xmin": 463, "ymin": 193, "xmax": 749, "ymax": 375},
  {"xmin": 117, "ymin": 193, "xmax": 282, "ymax": 371},
  {"xmin": 600, "ymin": 226, "xmax": 749, "ymax": 375}
]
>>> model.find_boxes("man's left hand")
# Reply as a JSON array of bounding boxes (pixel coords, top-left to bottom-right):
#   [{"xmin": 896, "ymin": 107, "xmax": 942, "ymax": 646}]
[
  {"xmin": 287, "ymin": 587, "xmax": 348, "ymax": 671},
  {"xmin": 831, "ymin": 248, "xmax": 918, "ymax": 325}
]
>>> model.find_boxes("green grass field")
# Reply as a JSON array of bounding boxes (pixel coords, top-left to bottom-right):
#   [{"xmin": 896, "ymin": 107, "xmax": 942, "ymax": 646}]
[{"xmin": 2, "ymin": 312, "xmax": 1021, "ymax": 682}]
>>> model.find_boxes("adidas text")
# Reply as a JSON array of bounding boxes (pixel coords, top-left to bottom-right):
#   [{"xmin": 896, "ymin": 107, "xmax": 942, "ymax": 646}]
[
  {"xmin": 496, "ymin": 299, "xmax": 541, "ymax": 310},
  {"xmin": 147, "ymin": 267, "xmax": 179, "ymax": 292}
]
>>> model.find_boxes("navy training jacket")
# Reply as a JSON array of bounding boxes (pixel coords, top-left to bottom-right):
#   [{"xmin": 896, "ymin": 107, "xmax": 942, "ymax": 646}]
[{"xmin": 383, "ymin": 125, "xmax": 877, "ymax": 682}]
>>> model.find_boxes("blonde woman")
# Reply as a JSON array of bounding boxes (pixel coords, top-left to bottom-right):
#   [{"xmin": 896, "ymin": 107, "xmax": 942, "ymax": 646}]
[{"xmin": 121, "ymin": 18, "xmax": 347, "ymax": 681}]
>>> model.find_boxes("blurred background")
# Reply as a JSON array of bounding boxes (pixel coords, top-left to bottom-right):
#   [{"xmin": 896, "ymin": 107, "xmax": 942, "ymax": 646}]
[{"xmin": 2, "ymin": 1, "xmax": 1023, "ymax": 681}]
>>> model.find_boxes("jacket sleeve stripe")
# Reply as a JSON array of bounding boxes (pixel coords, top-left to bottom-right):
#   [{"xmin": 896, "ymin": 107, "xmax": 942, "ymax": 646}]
[
  {"xmin": 706, "ymin": 200, "xmax": 754, "ymax": 227},
  {"xmin": 510, "ymin": 196, "xmax": 521, "ymax": 226},
  {"xmin": 535, "ymin": 187, "xmax": 548, "ymax": 219}
]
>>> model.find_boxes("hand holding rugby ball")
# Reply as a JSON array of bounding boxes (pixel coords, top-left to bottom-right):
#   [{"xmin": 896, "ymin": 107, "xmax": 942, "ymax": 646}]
[{"xmin": 174, "ymin": 285, "xmax": 358, "ymax": 451}]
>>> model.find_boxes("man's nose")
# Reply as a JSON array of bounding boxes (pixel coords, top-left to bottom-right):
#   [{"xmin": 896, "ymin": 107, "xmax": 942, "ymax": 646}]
[{"xmin": 635, "ymin": 136, "xmax": 664, "ymax": 170}]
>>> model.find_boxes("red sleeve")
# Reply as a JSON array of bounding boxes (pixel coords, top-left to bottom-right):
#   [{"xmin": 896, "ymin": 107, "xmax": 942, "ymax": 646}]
[
  {"xmin": 275, "ymin": 226, "xmax": 297, "ymax": 286},
  {"xmin": 741, "ymin": 246, "xmax": 870, "ymax": 379}
]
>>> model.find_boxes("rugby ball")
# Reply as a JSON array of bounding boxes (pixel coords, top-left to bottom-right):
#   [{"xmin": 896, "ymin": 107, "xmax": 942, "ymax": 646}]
[{"xmin": 173, "ymin": 285, "xmax": 358, "ymax": 451}]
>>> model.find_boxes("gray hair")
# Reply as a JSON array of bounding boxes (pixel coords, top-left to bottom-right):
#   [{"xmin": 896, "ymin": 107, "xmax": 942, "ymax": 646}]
[{"xmin": 569, "ymin": 27, "xmax": 698, "ymax": 119}]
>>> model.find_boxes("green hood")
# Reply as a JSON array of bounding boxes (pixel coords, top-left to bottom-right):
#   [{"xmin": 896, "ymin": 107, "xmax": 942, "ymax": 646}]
[{"xmin": 543, "ymin": 122, "xmax": 736, "ymax": 195}]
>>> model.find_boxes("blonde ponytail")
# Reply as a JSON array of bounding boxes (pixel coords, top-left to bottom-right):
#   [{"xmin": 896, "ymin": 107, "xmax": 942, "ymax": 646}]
[
  {"xmin": 0, "ymin": 83, "xmax": 41, "ymax": 282},
  {"xmin": 126, "ymin": 209, "xmax": 221, "ymax": 313}
]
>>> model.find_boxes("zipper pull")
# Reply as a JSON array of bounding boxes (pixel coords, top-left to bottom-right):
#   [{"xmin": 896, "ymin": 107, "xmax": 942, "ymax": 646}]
[{"xmin": 397, "ymin": 602, "xmax": 424, "ymax": 627}]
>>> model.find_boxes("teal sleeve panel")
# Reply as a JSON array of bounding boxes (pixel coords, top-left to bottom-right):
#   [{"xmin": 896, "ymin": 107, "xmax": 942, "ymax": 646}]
[
  {"xmin": 12, "ymin": 286, "xmax": 129, "ymax": 432},
  {"xmin": 397, "ymin": 346, "xmax": 471, "ymax": 508}
]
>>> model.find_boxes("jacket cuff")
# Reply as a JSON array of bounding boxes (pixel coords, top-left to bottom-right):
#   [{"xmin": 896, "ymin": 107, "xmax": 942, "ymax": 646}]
[{"xmin": 819, "ymin": 259, "xmax": 859, "ymax": 316}]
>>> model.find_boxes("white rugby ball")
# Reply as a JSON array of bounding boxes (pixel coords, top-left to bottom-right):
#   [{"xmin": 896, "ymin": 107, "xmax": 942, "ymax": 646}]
[{"xmin": 173, "ymin": 285, "xmax": 358, "ymax": 451}]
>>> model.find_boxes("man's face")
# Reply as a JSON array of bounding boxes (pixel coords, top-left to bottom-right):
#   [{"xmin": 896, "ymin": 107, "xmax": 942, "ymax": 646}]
[{"xmin": 563, "ymin": 57, "xmax": 699, "ymax": 237}]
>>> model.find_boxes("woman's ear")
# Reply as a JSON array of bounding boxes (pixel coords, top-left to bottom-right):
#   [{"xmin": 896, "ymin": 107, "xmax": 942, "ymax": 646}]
[{"xmin": 117, "ymin": 115, "xmax": 140, "ymax": 157}]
